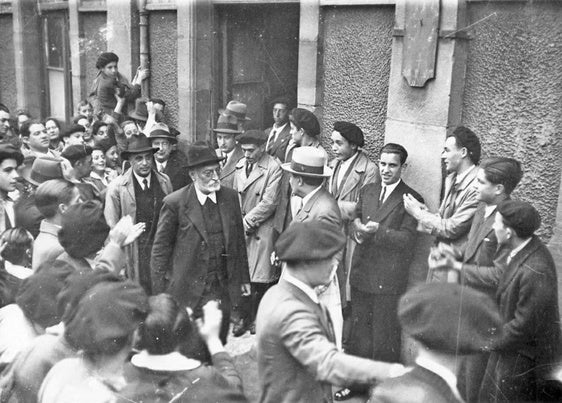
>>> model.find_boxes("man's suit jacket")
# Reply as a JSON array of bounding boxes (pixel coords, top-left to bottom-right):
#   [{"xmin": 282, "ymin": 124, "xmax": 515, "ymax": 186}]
[
  {"xmin": 350, "ymin": 180, "xmax": 422, "ymax": 295},
  {"xmin": 292, "ymin": 187, "xmax": 342, "ymax": 227},
  {"xmin": 233, "ymin": 153, "xmax": 282, "ymax": 282},
  {"xmin": 217, "ymin": 146, "xmax": 244, "ymax": 189},
  {"xmin": 105, "ymin": 169, "xmax": 172, "ymax": 282},
  {"xmin": 162, "ymin": 149, "xmax": 191, "ymax": 191},
  {"xmin": 257, "ymin": 279, "xmax": 394, "ymax": 403},
  {"xmin": 368, "ymin": 365, "xmax": 463, "ymax": 403},
  {"xmin": 150, "ymin": 185, "xmax": 250, "ymax": 309},
  {"xmin": 265, "ymin": 124, "xmax": 291, "ymax": 163}
]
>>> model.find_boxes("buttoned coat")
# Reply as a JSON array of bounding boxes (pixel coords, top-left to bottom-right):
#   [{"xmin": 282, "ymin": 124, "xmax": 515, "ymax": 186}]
[
  {"xmin": 217, "ymin": 145, "xmax": 244, "ymax": 189},
  {"xmin": 257, "ymin": 279, "xmax": 394, "ymax": 403},
  {"xmin": 265, "ymin": 123, "xmax": 291, "ymax": 163},
  {"xmin": 368, "ymin": 365, "xmax": 463, "ymax": 403},
  {"xmin": 104, "ymin": 169, "xmax": 172, "ymax": 282},
  {"xmin": 478, "ymin": 236, "xmax": 561, "ymax": 402},
  {"xmin": 350, "ymin": 180, "xmax": 422, "ymax": 295},
  {"xmin": 150, "ymin": 185, "xmax": 250, "ymax": 309},
  {"xmin": 233, "ymin": 153, "xmax": 282, "ymax": 283}
]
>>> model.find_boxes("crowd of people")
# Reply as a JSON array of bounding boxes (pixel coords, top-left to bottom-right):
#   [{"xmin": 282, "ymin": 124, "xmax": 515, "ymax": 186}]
[{"xmin": 0, "ymin": 50, "xmax": 560, "ymax": 403}]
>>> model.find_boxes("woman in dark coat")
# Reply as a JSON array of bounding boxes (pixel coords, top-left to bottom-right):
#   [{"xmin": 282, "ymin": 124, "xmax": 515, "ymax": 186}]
[{"xmin": 118, "ymin": 296, "xmax": 247, "ymax": 403}]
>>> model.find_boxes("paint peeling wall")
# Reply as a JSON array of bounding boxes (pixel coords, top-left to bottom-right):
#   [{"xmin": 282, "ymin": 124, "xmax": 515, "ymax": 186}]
[
  {"xmin": 462, "ymin": 1, "xmax": 562, "ymax": 240},
  {"xmin": 81, "ymin": 12, "xmax": 107, "ymax": 111},
  {"xmin": 320, "ymin": 6, "xmax": 394, "ymax": 159},
  {"xmin": 0, "ymin": 14, "xmax": 17, "ymax": 113},
  {"xmin": 149, "ymin": 11, "xmax": 178, "ymax": 130}
]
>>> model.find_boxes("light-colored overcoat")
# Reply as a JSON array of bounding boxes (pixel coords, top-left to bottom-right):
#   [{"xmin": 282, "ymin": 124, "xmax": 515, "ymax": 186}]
[
  {"xmin": 233, "ymin": 152, "xmax": 282, "ymax": 283},
  {"xmin": 217, "ymin": 145, "xmax": 244, "ymax": 189}
]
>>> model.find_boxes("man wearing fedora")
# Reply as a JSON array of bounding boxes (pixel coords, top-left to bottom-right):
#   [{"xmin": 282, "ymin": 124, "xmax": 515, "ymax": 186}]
[
  {"xmin": 281, "ymin": 146, "xmax": 345, "ymax": 349},
  {"xmin": 257, "ymin": 220, "xmax": 406, "ymax": 403},
  {"xmin": 148, "ymin": 122, "xmax": 190, "ymax": 191},
  {"xmin": 151, "ymin": 142, "xmax": 250, "ymax": 345},
  {"xmin": 219, "ymin": 101, "xmax": 251, "ymax": 132},
  {"xmin": 265, "ymin": 97, "xmax": 292, "ymax": 162},
  {"xmin": 233, "ymin": 130, "xmax": 282, "ymax": 335},
  {"xmin": 213, "ymin": 113, "xmax": 244, "ymax": 189},
  {"xmin": 105, "ymin": 134, "xmax": 172, "ymax": 294}
]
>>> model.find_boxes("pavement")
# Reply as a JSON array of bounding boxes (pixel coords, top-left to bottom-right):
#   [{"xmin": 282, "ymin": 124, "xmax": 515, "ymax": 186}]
[{"xmin": 225, "ymin": 329, "xmax": 368, "ymax": 403}]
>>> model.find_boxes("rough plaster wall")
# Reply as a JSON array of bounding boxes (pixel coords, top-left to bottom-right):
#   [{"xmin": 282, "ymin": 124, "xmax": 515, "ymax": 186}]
[
  {"xmin": 0, "ymin": 15, "xmax": 17, "ymax": 112},
  {"xmin": 320, "ymin": 6, "xmax": 394, "ymax": 159},
  {"xmin": 462, "ymin": 2, "xmax": 562, "ymax": 241},
  {"xmin": 149, "ymin": 11, "xmax": 178, "ymax": 129},
  {"xmin": 81, "ymin": 13, "xmax": 107, "ymax": 110}
]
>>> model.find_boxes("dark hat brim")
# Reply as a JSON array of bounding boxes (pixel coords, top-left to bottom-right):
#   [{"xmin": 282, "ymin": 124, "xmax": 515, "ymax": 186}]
[
  {"xmin": 149, "ymin": 133, "xmax": 178, "ymax": 143},
  {"xmin": 212, "ymin": 127, "xmax": 242, "ymax": 134},
  {"xmin": 187, "ymin": 155, "xmax": 226, "ymax": 169},
  {"xmin": 121, "ymin": 146, "xmax": 158, "ymax": 160},
  {"xmin": 128, "ymin": 111, "xmax": 148, "ymax": 122},
  {"xmin": 281, "ymin": 162, "xmax": 332, "ymax": 178},
  {"xmin": 218, "ymin": 108, "xmax": 251, "ymax": 121}
]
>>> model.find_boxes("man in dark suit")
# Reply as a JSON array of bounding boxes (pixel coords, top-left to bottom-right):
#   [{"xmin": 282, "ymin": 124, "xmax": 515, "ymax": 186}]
[
  {"xmin": 151, "ymin": 143, "xmax": 250, "ymax": 344},
  {"xmin": 336, "ymin": 143, "xmax": 422, "ymax": 401},
  {"xmin": 148, "ymin": 123, "xmax": 191, "ymax": 191},
  {"xmin": 265, "ymin": 97, "xmax": 292, "ymax": 163},
  {"xmin": 257, "ymin": 220, "xmax": 407, "ymax": 403},
  {"xmin": 369, "ymin": 283, "xmax": 503, "ymax": 403},
  {"xmin": 430, "ymin": 157, "xmax": 523, "ymax": 402},
  {"xmin": 214, "ymin": 113, "xmax": 244, "ymax": 189},
  {"xmin": 473, "ymin": 201, "xmax": 561, "ymax": 402}
]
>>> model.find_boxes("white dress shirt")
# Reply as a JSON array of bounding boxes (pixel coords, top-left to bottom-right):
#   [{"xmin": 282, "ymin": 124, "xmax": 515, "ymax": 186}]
[
  {"xmin": 133, "ymin": 172, "xmax": 152, "ymax": 190},
  {"xmin": 194, "ymin": 186, "xmax": 217, "ymax": 205}
]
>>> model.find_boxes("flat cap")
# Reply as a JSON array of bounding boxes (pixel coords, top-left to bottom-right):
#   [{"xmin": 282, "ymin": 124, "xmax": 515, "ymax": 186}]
[
  {"xmin": 497, "ymin": 199, "xmax": 541, "ymax": 239},
  {"xmin": 61, "ymin": 144, "xmax": 92, "ymax": 163},
  {"xmin": 333, "ymin": 121, "xmax": 364, "ymax": 147},
  {"xmin": 399, "ymin": 283, "xmax": 503, "ymax": 355},
  {"xmin": 238, "ymin": 129, "xmax": 268, "ymax": 145},
  {"xmin": 291, "ymin": 108, "xmax": 320, "ymax": 137},
  {"xmin": 276, "ymin": 221, "xmax": 345, "ymax": 262},
  {"xmin": 65, "ymin": 280, "xmax": 149, "ymax": 353}
]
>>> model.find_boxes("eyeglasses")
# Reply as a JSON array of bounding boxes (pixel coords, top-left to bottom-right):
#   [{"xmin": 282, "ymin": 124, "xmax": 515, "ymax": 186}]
[{"xmin": 200, "ymin": 167, "xmax": 221, "ymax": 180}]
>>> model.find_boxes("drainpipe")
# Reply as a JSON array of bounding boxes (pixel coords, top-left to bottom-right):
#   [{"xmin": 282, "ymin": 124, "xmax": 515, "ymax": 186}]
[{"xmin": 138, "ymin": 0, "xmax": 149, "ymax": 97}]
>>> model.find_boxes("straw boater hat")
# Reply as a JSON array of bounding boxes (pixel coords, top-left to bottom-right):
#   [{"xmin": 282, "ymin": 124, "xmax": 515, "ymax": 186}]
[
  {"xmin": 281, "ymin": 146, "xmax": 332, "ymax": 178},
  {"xmin": 218, "ymin": 101, "xmax": 251, "ymax": 121}
]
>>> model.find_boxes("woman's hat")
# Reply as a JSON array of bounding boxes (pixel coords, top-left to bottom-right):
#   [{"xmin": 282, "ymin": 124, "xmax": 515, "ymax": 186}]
[
  {"xmin": 281, "ymin": 146, "xmax": 332, "ymax": 178},
  {"xmin": 218, "ymin": 101, "xmax": 251, "ymax": 121},
  {"xmin": 121, "ymin": 134, "xmax": 158, "ymax": 160}
]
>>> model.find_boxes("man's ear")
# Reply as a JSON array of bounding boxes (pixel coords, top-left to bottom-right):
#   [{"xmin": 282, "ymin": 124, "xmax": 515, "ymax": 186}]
[{"xmin": 21, "ymin": 137, "xmax": 29, "ymax": 146}]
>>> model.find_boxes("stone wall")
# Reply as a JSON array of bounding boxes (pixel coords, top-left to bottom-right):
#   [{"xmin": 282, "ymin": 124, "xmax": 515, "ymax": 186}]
[{"xmin": 0, "ymin": 14, "xmax": 17, "ymax": 113}]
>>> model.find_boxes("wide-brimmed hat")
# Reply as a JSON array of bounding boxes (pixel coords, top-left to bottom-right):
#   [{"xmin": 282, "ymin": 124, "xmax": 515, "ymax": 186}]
[
  {"xmin": 129, "ymin": 98, "xmax": 149, "ymax": 122},
  {"xmin": 148, "ymin": 122, "xmax": 177, "ymax": 143},
  {"xmin": 23, "ymin": 157, "xmax": 64, "ymax": 187},
  {"xmin": 121, "ymin": 134, "xmax": 158, "ymax": 160},
  {"xmin": 218, "ymin": 101, "xmax": 251, "ymax": 121},
  {"xmin": 281, "ymin": 146, "xmax": 331, "ymax": 178},
  {"xmin": 186, "ymin": 142, "xmax": 225, "ymax": 169},
  {"xmin": 212, "ymin": 113, "xmax": 242, "ymax": 135}
]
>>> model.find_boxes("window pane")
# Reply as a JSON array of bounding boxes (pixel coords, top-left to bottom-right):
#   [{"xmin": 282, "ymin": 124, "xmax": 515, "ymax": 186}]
[{"xmin": 46, "ymin": 15, "xmax": 64, "ymax": 68}]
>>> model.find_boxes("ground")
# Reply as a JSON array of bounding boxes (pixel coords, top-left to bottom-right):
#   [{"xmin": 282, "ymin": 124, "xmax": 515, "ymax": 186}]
[{"xmin": 225, "ymin": 330, "xmax": 368, "ymax": 403}]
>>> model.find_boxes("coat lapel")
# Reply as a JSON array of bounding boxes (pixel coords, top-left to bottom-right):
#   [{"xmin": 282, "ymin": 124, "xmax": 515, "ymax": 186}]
[
  {"xmin": 184, "ymin": 186, "xmax": 209, "ymax": 244},
  {"xmin": 373, "ymin": 181, "xmax": 406, "ymax": 222},
  {"xmin": 220, "ymin": 146, "xmax": 243, "ymax": 180},
  {"xmin": 294, "ymin": 188, "xmax": 323, "ymax": 222},
  {"xmin": 242, "ymin": 156, "xmax": 266, "ymax": 192},
  {"xmin": 217, "ymin": 189, "xmax": 230, "ymax": 248},
  {"xmin": 338, "ymin": 152, "xmax": 367, "ymax": 200},
  {"xmin": 464, "ymin": 205, "xmax": 494, "ymax": 261},
  {"xmin": 269, "ymin": 125, "xmax": 290, "ymax": 156},
  {"xmin": 497, "ymin": 236, "xmax": 540, "ymax": 296}
]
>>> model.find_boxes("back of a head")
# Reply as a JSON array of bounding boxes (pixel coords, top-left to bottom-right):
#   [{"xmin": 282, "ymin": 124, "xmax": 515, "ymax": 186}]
[
  {"xmin": 497, "ymin": 199, "xmax": 541, "ymax": 239},
  {"xmin": 35, "ymin": 179, "xmax": 76, "ymax": 218},
  {"xmin": 137, "ymin": 293, "xmax": 192, "ymax": 355},
  {"xmin": 0, "ymin": 228, "xmax": 33, "ymax": 266},
  {"xmin": 480, "ymin": 157, "xmax": 523, "ymax": 195},
  {"xmin": 448, "ymin": 126, "xmax": 481, "ymax": 165}
]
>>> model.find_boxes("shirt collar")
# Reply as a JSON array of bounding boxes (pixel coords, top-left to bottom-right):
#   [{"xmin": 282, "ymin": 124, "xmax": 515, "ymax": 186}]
[
  {"xmin": 40, "ymin": 219, "xmax": 61, "ymax": 236},
  {"xmin": 194, "ymin": 186, "xmax": 217, "ymax": 205},
  {"xmin": 133, "ymin": 171, "xmax": 151, "ymax": 188},
  {"xmin": 284, "ymin": 271, "xmax": 319, "ymax": 304},
  {"xmin": 340, "ymin": 151, "xmax": 359, "ymax": 171},
  {"xmin": 509, "ymin": 237, "xmax": 532, "ymax": 262},
  {"xmin": 157, "ymin": 160, "xmax": 167, "ymax": 169},
  {"xmin": 454, "ymin": 165, "xmax": 476, "ymax": 186},
  {"xmin": 381, "ymin": 179, "xmax": 401, "ymax": 196},
  {"xmin": 416, "ymin": 355, "xmax": 461, "ymax": 401},
  {"xmin": 301, "ymin": 185, "xmax": 323, "ymax": 208},
  {"xmin": 131, "ymin": 350, "xmax": 201, "ymax": 372},
  {"xmin": 484, "ymin": 205, "xmax": 496, "ymax": 218}
]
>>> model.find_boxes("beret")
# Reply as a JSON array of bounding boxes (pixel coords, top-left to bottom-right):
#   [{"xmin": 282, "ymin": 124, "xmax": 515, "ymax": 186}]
[
  {"xmin": 399, "ymin": 283, "xmax": 503, "ymax": 355},
  {"xmin": 58, "ymin": 200, "xmax": 110, "ymax": 258},
  {"xmin": 497, "ymin": 200, "xmax": 541, "ymax": 238},
  {"xmin": 16, "ymin": 264, "xmax": 75, "ymax": 329},
  {"xmin": 61, "ymin": 144, "xmax": 92, "ymax": 163},
  {"xmin": 65, "ymin": 280, "xmax": 149, "ymax": 352},
  {"xmin": 276, "ymin": 221, "xmax": 345, "ymax": 262},
  {"xmin": 291, "ymin": 108, "xmax": 320, "ymax": 137},
  {"xmin": 333, "ymin": 121, "xmax": 364, "ymax": 147},
  {"xmin": 238, "ymin": 129, "xmax": 268, "ymax": 145},
  {"xmin": 96, "ymin": 52, "xmax": 119, "ymax": 69},
  {"xmin": 57, "ymin": 270, "xmax": 122, "ymax": 325}
]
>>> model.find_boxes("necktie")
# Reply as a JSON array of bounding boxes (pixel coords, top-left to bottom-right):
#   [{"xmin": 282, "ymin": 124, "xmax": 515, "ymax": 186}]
[
  {"xmin": 246, "ymin": 162, "xmax": 253, "ymax": 178},
  {"xmin": 380, "ymin": 186, "xmax": 387, "ymax": 203},
  {"xmin": 143, "ymin": 178, "xmax": 149, "ymax": 190},
  {"xmin": 158, "ymin": 163, "xmax": 164, "ymax": 173},
  {"xmin": 267, "ymin": 130, "xmax": 277, "ymax": 152},
  {"xmin": 220, "ymin": 153, "xmax": 227, "ymax": 168}
]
